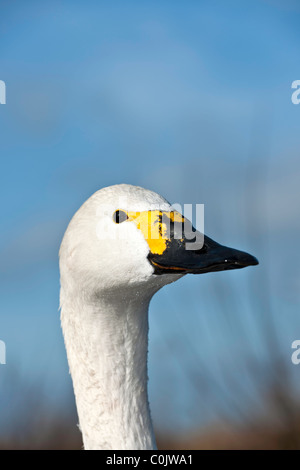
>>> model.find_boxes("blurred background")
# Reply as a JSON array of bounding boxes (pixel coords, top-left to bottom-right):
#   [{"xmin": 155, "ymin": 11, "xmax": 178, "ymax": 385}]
[{"xmin": 0, "ymin": 0, "xmax": 300, "ymax": 449}]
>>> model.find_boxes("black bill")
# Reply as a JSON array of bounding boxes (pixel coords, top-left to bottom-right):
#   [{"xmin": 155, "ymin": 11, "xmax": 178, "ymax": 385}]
[{"xmin": 148, "ymin": 220, "xmax": 258, "ymax": 275}]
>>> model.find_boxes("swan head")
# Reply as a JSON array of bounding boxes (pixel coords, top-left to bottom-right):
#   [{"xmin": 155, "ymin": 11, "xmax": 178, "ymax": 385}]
[{"xmin": 59, "ymin": 184, "xmax": 258, "ymax": 301}]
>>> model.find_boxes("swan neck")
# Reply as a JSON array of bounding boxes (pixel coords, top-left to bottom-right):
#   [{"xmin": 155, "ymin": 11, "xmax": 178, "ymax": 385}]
[{"xmin": 61, "ymin": 292, "xmax": 156, "ymax": 450}]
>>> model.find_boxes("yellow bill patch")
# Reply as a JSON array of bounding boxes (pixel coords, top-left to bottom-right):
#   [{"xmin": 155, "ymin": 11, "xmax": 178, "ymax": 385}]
[{"xmin": 126, "ymin": 210, "xmax": 185, "ymax": 255}]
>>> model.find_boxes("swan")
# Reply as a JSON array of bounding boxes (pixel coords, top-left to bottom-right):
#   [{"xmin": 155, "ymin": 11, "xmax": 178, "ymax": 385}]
[{"xmin": 59, "ymin": 184, "xmax": 258, "ymax": 450}]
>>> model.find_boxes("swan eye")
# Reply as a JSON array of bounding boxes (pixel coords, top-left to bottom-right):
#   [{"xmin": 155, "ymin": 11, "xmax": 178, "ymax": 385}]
[{"xmin": 113, "ymin": 210, "xmax": 129, "ymax": 224}]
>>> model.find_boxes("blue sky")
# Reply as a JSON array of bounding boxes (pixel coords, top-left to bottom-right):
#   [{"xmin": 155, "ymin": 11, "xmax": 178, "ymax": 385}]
[{"xmin": 0, "ymin": 0, "xmax": 300, "ymax": 437}]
